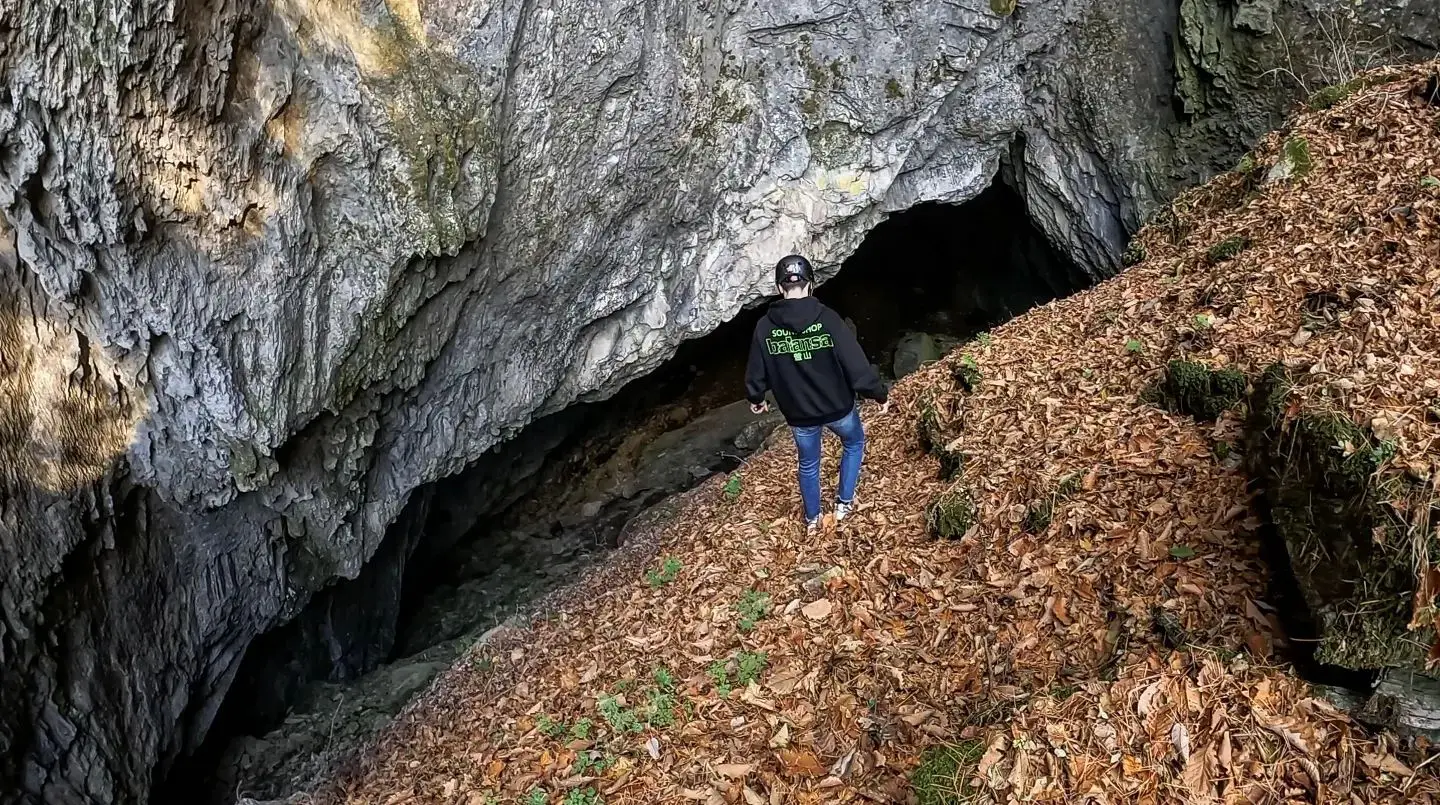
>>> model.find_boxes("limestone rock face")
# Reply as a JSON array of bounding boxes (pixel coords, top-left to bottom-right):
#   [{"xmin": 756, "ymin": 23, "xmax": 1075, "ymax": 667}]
[{"xmin": 0, "ymin": 0, "xmax": 1432, "ymax": 800}]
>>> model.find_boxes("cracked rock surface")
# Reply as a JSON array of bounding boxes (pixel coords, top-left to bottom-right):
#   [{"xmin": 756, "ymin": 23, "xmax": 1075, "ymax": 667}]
[{"xmin": 0, "ymin": 0, "xmax": 1433, "ymax": 801}]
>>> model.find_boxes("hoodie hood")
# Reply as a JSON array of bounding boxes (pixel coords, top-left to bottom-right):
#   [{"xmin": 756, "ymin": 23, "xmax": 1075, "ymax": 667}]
[{"xmin": 768, "ymin": 296, "xmax": 824, "ymax": 334}]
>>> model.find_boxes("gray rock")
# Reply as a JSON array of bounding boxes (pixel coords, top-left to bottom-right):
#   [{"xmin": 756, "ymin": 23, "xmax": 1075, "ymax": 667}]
[
  {"xmin": 892, "ymin": 331, "xmax": 960, "ymax": 378},
  {"xmin": 0, "ymin": 0, "xmax": 1433, "ymax": 801}
]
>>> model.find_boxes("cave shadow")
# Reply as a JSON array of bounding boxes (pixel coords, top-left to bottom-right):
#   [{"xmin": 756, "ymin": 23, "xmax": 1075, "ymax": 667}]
[
  {"xmin": 818, "ymin": 180, "xmax": 1094, "ymax": 375},
  {"xmin": 0, "ymin": 245, "xmax": 170, "ymax": 804}
]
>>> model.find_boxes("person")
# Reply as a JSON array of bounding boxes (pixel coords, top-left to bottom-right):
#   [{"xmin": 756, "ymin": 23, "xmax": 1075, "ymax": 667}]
[{"xmin": 745, "ymin": 254, "xmax": 889, "ymax": 532}]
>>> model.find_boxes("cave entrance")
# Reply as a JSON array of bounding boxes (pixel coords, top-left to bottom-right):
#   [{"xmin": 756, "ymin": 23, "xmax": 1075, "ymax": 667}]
[
  {"xmin": 392, "ymin": 179, "xmax": 1094, "ymax": 658},
  {"xmin": 167, "ymin": 176, "xmax": 1096, "ymax": 802},
  {"xmin": 818, "ymin": 182, "xmax": 1093, "ymax": 378}
]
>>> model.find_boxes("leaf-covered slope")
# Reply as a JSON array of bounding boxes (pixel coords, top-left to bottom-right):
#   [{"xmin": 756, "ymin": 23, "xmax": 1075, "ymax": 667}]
[{"xmin": 319, "ymin": 64, "xmax": 1440, "ymax": 804}]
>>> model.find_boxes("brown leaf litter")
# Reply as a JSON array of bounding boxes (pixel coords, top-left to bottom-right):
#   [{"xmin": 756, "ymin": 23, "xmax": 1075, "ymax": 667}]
[{"xmin": 313, "ymin": 64, "xmax": 1440, "ymax": 804}]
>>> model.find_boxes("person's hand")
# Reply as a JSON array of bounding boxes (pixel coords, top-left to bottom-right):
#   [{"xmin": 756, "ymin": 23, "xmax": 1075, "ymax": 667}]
[{"xmin": 750, "ymin": 401, "xmax": 769, "ymax": 414}]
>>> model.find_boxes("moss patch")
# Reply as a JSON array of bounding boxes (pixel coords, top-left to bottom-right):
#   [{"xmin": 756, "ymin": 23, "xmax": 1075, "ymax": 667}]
[
  {"xmin": 1267, "ymin": 136, "xmax": 1315, "ymax": 183},
  {"xmin": 989, "ymin": 0, "xmax": 1017, "ymax": 15},
  {"xmin": 1142, "ymin": 360, "xmax": 1246, "ymax": 422},
  {"xmin": 1308, "ymin": 75, "xmax": 1389, "ymax": 111},
  {"xmin": 1121, "ymin": 240, "xmax": 1146, "ymax": 267},
  {"xmin": 1246, "ymin": 364, "xmax": 1432, "ymax": 671},
  {"xmin": 1022, "ymin": 473, "xmax": 1082, "ymax": 534},
  {"xmin": 1309, "ymin": 80, "xmax": 1364, "ymax": 110},
  {"xmin": 911, "ymin": 740, "xmax": 985, "ymax": 804},
  {"xmin": 927, "ymin": 487, "xmax": 978, "ymax": 539},
  {"xmin": 917, "ymin": 395, "xmax": 965, "ymax": 481},
  {"xmin": 1205, "ymin": 235, "xmax": 1250, "ymax": 265}
]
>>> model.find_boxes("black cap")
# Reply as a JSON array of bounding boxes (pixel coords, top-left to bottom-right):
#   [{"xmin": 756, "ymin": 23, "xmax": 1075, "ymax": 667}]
[{"xmin": 775, "ymin": 254, "xmax": 814, "ymax": 286}]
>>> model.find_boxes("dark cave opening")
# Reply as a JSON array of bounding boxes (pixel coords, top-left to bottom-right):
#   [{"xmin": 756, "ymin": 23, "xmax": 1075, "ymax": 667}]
[{"xmin": 163, "ymin": 176, "xmax": 1097, "ymax": 803}]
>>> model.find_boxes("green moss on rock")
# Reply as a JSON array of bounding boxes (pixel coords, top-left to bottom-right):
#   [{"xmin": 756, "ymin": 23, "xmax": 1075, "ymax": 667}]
[
  {"xmin": 927, "ymin": 487, "xmax": 978, "ymax": 540},
  {"xmin": 1023, "ymin": 473, "xmax": 1081, "ymax": 534},
  {"xmin": 1307, "ymin": 76, "xmax": 1390, "ymax": 111},
  {"xmin": 1121, "ymin": 240, "xmax": 1146, "ymax": 267},
  {"xmin": 1267, "ymin": 136, "xmax": 1315, "ymax": 183},
  {"xmin": 1143, "ymin": 360, "xmax": 1247, "ymax": 421},
  {"xmin": 1309, "ymin": 79, "xmax": 1363, "ymax": 110},
  {"xmin": 989, "ymin": 0, "xmax": 1017, "ymax": 15},
  {"xmin": 917, "ymin": 396, "xmax": 965, "ymax": 481},
  {"xmin": 1247, "ymin": 364, "xmax": 1432, "ymax": 672},
  {"xmin": 1206, "ymin": 235, "xmax": 1250, "ymax": 264}
]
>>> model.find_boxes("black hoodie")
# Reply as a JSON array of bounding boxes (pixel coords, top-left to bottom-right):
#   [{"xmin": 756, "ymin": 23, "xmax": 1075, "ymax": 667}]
[{"xmin": 745, "ymin": 296, "xmax": 888, "ymax": 427}]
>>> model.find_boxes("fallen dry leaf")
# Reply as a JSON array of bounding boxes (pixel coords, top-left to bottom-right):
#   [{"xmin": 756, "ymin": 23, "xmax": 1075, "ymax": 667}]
[{"xmin": 801, "ymin": 598, "xmax": 834, "ymax": 620}]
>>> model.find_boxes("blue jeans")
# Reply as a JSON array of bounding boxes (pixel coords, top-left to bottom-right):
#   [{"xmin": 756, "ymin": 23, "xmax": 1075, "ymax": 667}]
[{"xmin": 791, "ymin": 407, "xmax": 865, "ymax": 522}]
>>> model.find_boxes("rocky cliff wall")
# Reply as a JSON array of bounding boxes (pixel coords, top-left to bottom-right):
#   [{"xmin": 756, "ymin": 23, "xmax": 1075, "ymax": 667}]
[{"xmin": 0, "ymin": 0, "xmax": 1434, "ymax": 801}]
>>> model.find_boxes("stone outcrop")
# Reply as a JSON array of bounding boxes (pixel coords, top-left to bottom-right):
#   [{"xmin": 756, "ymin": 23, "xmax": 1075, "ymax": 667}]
[{"xmin": 0, "ymin": 0, "xmax": 1434, "ymax": 801}]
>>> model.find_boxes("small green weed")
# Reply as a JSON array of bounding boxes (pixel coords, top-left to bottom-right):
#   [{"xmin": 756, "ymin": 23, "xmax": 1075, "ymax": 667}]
[
  {"xmin": 1423, "ymin": 176, "xmax": 1440, "ymax": 189},
  {"xmin": 598, "ymin": 695, "xmax": 644, "ymax": 734},
  {"xmin": 1192, "ymin": 313, "xmax": 1213, "ymax": 331},
  {"xmin": 723, "ymin": 472, "xmax": 743, "ymax": 501},
  {"xmin": 736, "ymin": 651, "xmax": 768, "ymax": 685},
  {"xmin": 646, "ymin": 688, "xmax": 677, "ymax": 727},
  {"xmin": 734, "ymin": 589, "xmax": 772, "ymax": 632},
  {"xmin": 708, "ymin": 661, "xmax": 733, "ymax": 696},
  {"xmin": 975, "ymin": 331, "xmax": 992, "ymax": 347},
  {"xmin": 653, "ymin": 665, "xmax": 676, "ymax": 691},
  {"xmin": 525, "ymin": 790, "xmax": 548, "ymax": 805},
  {"xmin": 572, "ymin": 751, "xmax": 614, "ymax": 776},
  {"xmin": 953, "ymin": 355, "xmax": 981, "ymax": 392},
  {"xmin": 537, "ymin": 714, "xmax": 568, "ymax": 740},
  {"xmin": 569, "ymin": 718, "xmax": 593, "ymax": 740},
  {"xmin": 645, "ymin": 556, "xmax": 683, "ymax": 588},
  {"xmin": 1125, "ymin": 339, "xmax": 1145, "ymax": 355},
  {"xmin": 565, "ymin": 788, "xmax": 603, "ymax": 805},
  {"xmin": 1213, "ymin": 440, "xmax": 1232, "ymax": 461},
  {"xmin": 710, "ymin": 652, "xmax": 768, "ymax": 696}
]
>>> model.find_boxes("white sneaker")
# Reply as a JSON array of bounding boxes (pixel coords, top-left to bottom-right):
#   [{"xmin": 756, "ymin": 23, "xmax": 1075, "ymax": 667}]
[
  {"xmin": 835, "ymin": 500, "xmax": 854, "ymax": 522},
  {"xmin": 806, "ymin": 516, "xmax": 820, "ymax": 533}
]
